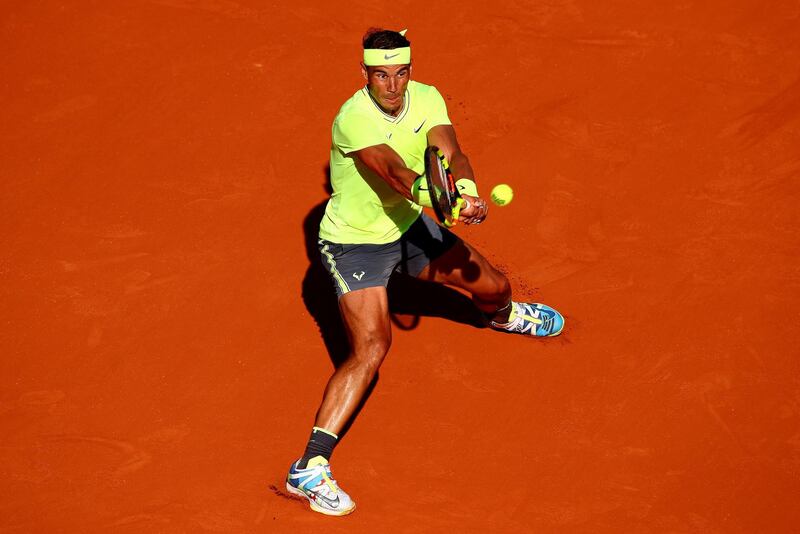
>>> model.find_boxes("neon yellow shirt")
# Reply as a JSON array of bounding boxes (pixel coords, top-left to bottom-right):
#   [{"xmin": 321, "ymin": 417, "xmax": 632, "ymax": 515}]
[{"xmin": 319, "ymin": 80, "xmax": 452, "ymax": 244}]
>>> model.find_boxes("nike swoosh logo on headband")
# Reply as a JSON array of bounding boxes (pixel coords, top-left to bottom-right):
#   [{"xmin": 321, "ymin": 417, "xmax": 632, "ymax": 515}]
[{"xmin": 384, "ymin": 53, "xmax": 400, "ymax": 60}]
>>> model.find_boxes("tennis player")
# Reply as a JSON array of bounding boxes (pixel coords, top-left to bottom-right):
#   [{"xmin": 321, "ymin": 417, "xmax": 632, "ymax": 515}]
[{"xmin": 285, "ymin": 28, "xmax": 564, "ymax": 516}]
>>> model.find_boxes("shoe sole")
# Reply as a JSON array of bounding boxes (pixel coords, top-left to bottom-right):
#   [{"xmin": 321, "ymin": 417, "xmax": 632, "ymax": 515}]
[{"xmin": 285, "ymin": 482, "xmax": 356, "ymax": 517}]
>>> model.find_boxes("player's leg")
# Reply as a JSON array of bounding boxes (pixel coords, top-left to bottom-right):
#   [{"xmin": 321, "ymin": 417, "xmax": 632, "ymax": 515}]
[
  {"xmin": 407, "ymin": 214, "xmax": 564, "ymax": 337},
  {"xmin": 288, "ymin": 241, "xmax": 397, "ymax": 516},
  {"xmin": 416, "ymin": 237, "xmax": 511, "ymax": 319},
  {"xmin": 314, "ymin": 286, "xmax": 391, "ymax": 436},
  {"xmin": 286, "ymin": 286, "xmax": 390, "ymax": 516}
]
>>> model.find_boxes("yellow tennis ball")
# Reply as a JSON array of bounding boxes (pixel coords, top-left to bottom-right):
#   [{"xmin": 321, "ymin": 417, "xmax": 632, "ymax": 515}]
[{"xmin": 490, "ymin": 184, "xmax": 514, "ymax": 206}]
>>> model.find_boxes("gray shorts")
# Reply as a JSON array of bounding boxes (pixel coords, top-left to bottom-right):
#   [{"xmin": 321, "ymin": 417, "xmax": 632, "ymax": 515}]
[{"xmin": 318, "ymin": 213, "xmax": 459, "ymax": 298}]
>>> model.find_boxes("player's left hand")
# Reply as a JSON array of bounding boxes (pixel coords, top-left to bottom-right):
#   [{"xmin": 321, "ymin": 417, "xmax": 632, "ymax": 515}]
[{"xmin": 459, "ymin": 194, "xmax": 488, "ymax": 225}]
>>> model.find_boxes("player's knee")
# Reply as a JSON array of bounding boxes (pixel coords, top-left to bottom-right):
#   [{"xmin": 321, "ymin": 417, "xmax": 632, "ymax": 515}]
[
  {"xmin": 354, "ymin": 332, "xmax": 391, "ymax": 373},
  {"xmin": 367, "ymin": 336, "xmax": 391, "ymax": 368}
]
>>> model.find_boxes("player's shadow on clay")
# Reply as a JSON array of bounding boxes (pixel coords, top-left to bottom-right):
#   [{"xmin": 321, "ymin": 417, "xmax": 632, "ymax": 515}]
[{"xmin": 300, "ymin": 172, "xmax": 486, "ymax": 370}]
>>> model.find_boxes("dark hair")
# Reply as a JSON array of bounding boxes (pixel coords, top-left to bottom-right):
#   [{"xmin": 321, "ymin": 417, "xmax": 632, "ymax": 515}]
[{"xmin": 362, "ymin": 28, "xmax": 410, "ymax": 49}]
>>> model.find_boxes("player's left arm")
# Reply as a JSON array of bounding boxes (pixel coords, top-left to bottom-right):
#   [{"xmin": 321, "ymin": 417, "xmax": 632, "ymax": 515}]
[
  {"xmin": 427, "ymin": 124, "xmax": 488, "ymax": 223},
  {"xmin": 427, "ymin": 124, "xmax": 474, "ymax": 182}
]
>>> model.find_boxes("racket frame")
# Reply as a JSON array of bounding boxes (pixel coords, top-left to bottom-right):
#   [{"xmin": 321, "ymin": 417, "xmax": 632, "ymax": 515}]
[{"xmin": 423, "ymin": 145, "xmax": 465, "ymax": 227}]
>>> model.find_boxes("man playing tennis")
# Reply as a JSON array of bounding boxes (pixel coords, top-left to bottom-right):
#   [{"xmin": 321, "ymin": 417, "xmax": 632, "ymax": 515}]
[{"xmin": 285, "ymin": 28, "xmax": 564, "ymax": 516}]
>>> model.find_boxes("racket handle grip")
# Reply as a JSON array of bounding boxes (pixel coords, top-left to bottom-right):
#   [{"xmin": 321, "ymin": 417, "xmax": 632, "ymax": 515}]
[{"xmin": 447, "ymin": 197, "xmax": 467, "ymax": 228}]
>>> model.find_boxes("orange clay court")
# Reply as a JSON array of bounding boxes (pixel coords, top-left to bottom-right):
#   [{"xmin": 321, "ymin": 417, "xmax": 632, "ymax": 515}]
[{"xmin": 2, "ymin": 1, "xmax": 799, "ymax": 532}]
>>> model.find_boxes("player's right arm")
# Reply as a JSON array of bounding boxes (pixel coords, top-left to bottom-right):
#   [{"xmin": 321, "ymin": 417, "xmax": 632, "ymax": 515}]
[
  {"xmin": 351, "ymin": 144, "xmax": 419, "ymax": 199},
  {"xmin": 334, "ymin": 110, "xmax": 419, "ymax": 200}
]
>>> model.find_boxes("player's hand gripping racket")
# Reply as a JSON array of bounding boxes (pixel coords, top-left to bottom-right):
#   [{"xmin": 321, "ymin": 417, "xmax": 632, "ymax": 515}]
[{"xmin": 423, "ymin": 145, "xmax": 467, "ymax": 227}]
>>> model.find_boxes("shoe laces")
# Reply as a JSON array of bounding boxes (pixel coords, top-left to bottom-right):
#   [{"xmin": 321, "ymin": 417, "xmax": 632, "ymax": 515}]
[
  {"xmin": 491, "ymin": 302, "xmax": 521, "ymax": 329},
  {"xmin": 301, "ymin": 462, "xmax": 338, "ymax": 495},
  {"xmin": 320, "ymin": 465, "xmax": 339, "ymax": 494}
]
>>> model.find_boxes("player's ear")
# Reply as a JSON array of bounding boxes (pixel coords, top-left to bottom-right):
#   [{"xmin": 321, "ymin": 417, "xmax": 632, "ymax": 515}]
[{"xmin": 360, "ymin": 62, "xmax": 368, "ymax": 80}]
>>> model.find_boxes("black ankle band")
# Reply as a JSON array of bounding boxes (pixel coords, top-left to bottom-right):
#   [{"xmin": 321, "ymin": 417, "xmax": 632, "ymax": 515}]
[{"xmin": 298, "ymin": 427, "xmax": 338, "ymax": 468}]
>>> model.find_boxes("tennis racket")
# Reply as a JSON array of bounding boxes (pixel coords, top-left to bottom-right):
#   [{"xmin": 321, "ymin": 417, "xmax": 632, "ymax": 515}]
[{"xmin": 423, "ymin": 145, "xmax": 466, "ymax": 227}]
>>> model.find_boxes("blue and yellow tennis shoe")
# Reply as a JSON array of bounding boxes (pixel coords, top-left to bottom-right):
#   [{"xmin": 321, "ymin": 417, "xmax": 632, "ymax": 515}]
[
  {"xmin": 286, "ymin": 456, "xmax": 355, "ymax": 516},
  {"xmin": 490, "ymin": 301, "xmax": 564, "ymax": 337}
]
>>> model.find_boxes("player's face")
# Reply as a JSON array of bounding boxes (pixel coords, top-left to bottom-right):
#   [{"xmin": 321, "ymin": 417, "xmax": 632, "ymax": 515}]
[{"xmin": 362, "ymin": 63, "xmax": 412, "ymax": 116}]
